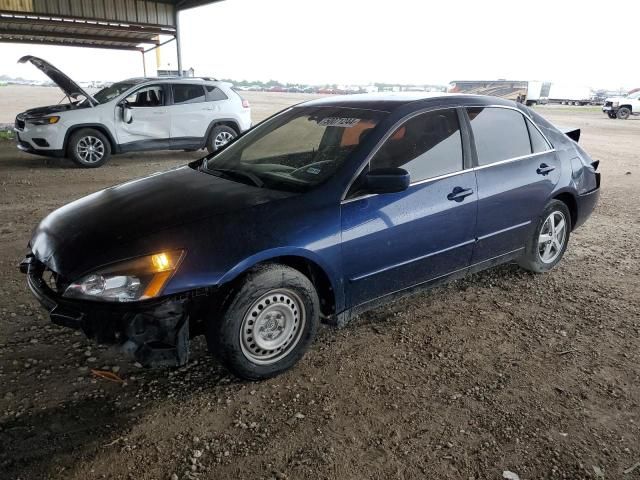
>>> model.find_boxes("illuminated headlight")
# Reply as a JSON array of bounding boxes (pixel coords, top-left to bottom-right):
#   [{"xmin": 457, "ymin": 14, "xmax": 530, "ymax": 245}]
[
  {"xmin": 63, "ymin": 250, "xmax": 185, "ymax": 302},
  {"xmin": 27, "ymin": 116, "xmax": 60, "ymax": 126}
]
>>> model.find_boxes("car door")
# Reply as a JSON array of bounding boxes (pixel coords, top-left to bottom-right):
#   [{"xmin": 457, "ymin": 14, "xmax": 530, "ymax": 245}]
[
  {"xmin": 341, "ymin": 108, "xmax": 478, "ymax": 308},
  {"xmin": 466, "ymin": 106, "xmax": 560, "ymax": 263},
  {"xmin": 115, "ymin": 84, "xmax": 170, "ymax": 149},
  {"xmin": 169, "ymin": 83, "xmax": 210, "ymax": 149}
]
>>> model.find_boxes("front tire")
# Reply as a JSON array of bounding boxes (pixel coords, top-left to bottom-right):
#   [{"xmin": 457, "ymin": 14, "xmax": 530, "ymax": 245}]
[
  {"xmin": 68, "ymin": 128, "xmax": 111, "ymax": 168},
  {"xmin": 607, "ymin": 112, "xmax": 617, "ymax": 119},
  {"xmin": 518, "ymin": 200, "xmax": 571, "ymax": 273},
  {"xmin": 206, "ymin": 125, "xmax": 237, "ymax": 154},
  {"xmin": 207, "ymin": 264, "xmax": 320, "ymax": 380},
  {"xmin": 617, "ymin": 107, "xmax": 631, "ymax": 120}
]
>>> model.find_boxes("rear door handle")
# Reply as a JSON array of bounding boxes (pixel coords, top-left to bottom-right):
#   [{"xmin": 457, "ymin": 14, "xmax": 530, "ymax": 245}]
[
  {"xmin": 536, "ymin": 163, "xmax": 555, "ymax": 175},
  {"xmin": 447, "ymin": 187, "xmax": 474, "ymax": 202},
  {"xmin": 153, "ymin": 111, "xmax": 166, "ymax": 115}
]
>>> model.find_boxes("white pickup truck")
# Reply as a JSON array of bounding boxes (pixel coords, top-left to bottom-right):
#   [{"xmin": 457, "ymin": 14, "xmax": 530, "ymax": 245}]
[{"xmin": 602, "ymin": 91, "xmax": 640, "ymax": 119}]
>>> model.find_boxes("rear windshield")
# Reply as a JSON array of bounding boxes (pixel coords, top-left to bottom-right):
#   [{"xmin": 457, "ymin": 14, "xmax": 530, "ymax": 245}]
[{"xmin": 203, "ymin": 106, "xmax": 387, "ymax": 192}]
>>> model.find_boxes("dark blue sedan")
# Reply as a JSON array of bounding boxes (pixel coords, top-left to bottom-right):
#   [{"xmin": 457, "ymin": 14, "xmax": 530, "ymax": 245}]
[{"xmin": 21, "ymin": 93, "xmax": 600, "ymax": 379}]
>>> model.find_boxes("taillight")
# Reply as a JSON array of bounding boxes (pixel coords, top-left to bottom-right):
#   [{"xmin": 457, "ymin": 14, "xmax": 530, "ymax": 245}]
[{"xmin": 242, "ymin": 99, "xmax": 250, "ymax": 109}]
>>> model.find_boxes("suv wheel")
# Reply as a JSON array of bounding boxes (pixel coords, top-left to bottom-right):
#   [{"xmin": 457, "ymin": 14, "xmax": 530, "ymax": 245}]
[
  {"xmin": 617, "ymin": 107, "xmax": 631, "ymax": 120},
  {"xmin": 206, "ymin": 125, "xmax": 237, "ymax": 154},
  {"xmin": 607, "ymin": 112, "xmax": 617, "ymax": 119},
  {"xmin": 68, "ymin": 128, "xmax": 111, "ymax": 168},
  {"xmin": 207, "ymin": 264, "xmax": 320, "ymax": 380},
  {"xmin": 518, "ymin": 200, "xmax": 571, "ymax": 273}
]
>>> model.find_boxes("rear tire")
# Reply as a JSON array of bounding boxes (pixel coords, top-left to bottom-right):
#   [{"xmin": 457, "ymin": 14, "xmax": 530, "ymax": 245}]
[
  {"xmin": 207, "ymin": 264, "xmax": 320, "ymax": 380},
  {"xmin": 68, "ymin": 128, "xmax": 111, "ymax": 168},
  {"xmin": 206, "ymin": 125, "xmax": 237, "ymax": 154},
  {"xmin": 518, "ymin": 200, "xmax": 571, "ymax": 273},
  {"xmin": 617, "ymin": 107, "xmax": 631, "ymax": 120}
]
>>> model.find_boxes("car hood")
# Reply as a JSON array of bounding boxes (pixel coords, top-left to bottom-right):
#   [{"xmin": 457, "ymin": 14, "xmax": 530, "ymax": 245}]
[
  {"xmin": 18, "ymin": 55, "xmax": 98, "ymax": 106},
  {"xmin": 605, "ymin": 96, "xmax": 628, "ymax": 102},
  {"xmin": 30, "ymin": 164, "xmax": 294, "ymax": 277},
  {"xmin": 19, "ymin": 103, "xmax": 88, "ymax": 119}
]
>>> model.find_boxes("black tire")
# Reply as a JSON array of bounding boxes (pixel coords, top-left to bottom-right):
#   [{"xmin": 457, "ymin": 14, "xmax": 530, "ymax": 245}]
[
  {"xmin": 206, "ymin": 125, "xmax": 237, "ymax": 154},
  {"xmin": 607, "ymin": 112, "xmax": 617, "ymax": 119},
  {"xmin": 67, "ymin": 128, "xmax": 111, "ymax": 168},
  {"xmin": 617, "ymin": 107, "xmax": 631, "ymax": 120},
  {"xmin": 518, "ymin": 200, "xmax": 572, "ymax": 273},
  {"xmin": 207, "ymin": 264, "xmax": 320, "ymax": 380}
]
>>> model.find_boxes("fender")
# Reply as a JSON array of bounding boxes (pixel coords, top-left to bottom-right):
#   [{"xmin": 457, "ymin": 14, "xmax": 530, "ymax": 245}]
[
  {"xmin": 63, "ymin": 123, "xmax": 118, "ymax": 153},
  {"xmin": 217, "ymin": 246, "xmax": 344, "ymax": 312},
  {"xmin": 204, "ymin": 118, "xmax": 242, "ymax": 139}
]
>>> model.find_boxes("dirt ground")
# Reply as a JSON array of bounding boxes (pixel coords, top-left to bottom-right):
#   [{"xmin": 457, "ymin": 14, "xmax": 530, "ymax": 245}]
[{"xmin": 0, "ymin": 89, "xmax": 639, "ymax": 480}]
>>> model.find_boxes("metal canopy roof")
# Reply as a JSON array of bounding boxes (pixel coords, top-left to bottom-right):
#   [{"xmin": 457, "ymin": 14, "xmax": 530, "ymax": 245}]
[{"xmin": 0, "ymin": 0, "xmax": 223, "ymax": 52}]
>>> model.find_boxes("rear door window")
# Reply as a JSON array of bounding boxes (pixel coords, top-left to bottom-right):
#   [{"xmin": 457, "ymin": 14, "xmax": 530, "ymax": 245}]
[
  {"xmin": 370, "ymin": 108, "xmax": 463, "ymax": 182},
  {"xmin": 172, "ymin": 84, "xmax": 206, "ymax": 104},
  {"xmin": 525, "ymin": 118, "xmax": 551, "ymax": 153},
  {"xmin": 467, "ymin": 107, "xmax": 531, "ymax": 165}
]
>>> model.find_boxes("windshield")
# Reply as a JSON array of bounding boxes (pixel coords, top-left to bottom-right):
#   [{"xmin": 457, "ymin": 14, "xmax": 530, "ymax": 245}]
[
  {"xmin": 627, "ymin": 91, "xmax": 640, "ymax": 99},
  {"xmin": 202, "ymin": 106, "xmax": 387, "ymax": 192},
  {"xmin": 93, "ymin": 81, "xmax": 139, "ymax": 104}
]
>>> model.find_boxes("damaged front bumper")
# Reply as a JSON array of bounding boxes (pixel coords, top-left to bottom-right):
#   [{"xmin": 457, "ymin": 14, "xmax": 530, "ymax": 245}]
[{"xmin": 20, "ymin": 254, "xmax": 192, "ymax": 368}]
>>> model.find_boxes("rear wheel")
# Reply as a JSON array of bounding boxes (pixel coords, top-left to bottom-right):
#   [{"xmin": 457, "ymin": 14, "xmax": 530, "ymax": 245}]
[
  {"xmin": 617, "ymin": 107, "xmax": 631, "ymax": 120},
  {"xmin": 206, "ymin": 125, "xmax": 237, "ymax": 154},
  {"xmin": 518, "ymin": 200, "xmax": 571, "ymax": 273},
  {"xmin": 207, "ymin": 264, "xmax": 319, "ymax": 380},
  {"xmin": 68, "ymin": 128, "xmax": 111, "ymax": 168}
]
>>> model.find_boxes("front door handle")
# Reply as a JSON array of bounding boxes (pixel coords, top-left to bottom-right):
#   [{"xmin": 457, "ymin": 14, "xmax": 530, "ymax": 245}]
[
  {"xmin": 447, "ymin": 187, "xmax": 474, "ymax": 202},
  {"xmin": 536, "ymin": 163, "xmax": 555, "ymax": 175}
]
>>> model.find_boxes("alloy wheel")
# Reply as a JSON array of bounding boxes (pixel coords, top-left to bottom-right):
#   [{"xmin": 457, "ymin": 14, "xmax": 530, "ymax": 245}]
[
  {"xmin": 239, "ymin": 289, "xmax": 306, "ymax": 365},
  {"xmin": 538, "ymin": 211, "xmax": 567, "ymax": 264},
  {"xmin": 76, "ymin": 136, "xmax": 105, "ymax": 164},
  {"xmin": 214, "ymin": 131, "xmax": 234, "ymax": 149}
]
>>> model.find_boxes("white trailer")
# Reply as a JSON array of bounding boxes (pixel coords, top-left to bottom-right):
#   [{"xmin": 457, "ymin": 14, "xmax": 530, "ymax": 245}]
[
  {"xmin": 547, "ymin": 84, "xmax": 592, "ymax": 105},
  {"xmin": 525, "ymin": 81, "xmax": 551, "ymax": 106}
]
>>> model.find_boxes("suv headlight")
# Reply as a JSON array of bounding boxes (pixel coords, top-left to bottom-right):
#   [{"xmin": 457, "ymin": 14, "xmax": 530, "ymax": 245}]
[
  {"xmin": 612, "ymin": 101, "xmax": 619, "ymax": 107},
  {"xmin": 27, "ymin": 116, "xmax": 60, "ymax": 126},
  {"xmin": 63, "ymin": 250, "xmax": 185, "ymax": 302}
]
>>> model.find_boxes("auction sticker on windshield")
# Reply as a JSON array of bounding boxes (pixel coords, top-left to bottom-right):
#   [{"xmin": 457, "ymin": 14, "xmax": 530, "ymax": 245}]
[{"xmin": 317, "ymin": 117, "xmax": 361, "ymax": 127}]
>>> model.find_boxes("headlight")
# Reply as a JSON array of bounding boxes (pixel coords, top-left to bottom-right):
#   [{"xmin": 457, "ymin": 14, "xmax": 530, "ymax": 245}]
[
  {"xmin": 63, "ymin": 250, "xmax": 185, "ymax": 302},
  {"xmin": 27, "ymin": 116, "xmax": 60, "ymax": 126},
  {"xmin": 612, "ymin": 101, "xmax": 619, "ymax": 107}
]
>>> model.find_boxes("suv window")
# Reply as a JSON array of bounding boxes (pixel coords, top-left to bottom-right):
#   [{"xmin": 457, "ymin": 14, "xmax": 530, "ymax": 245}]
[
  {"xmin": 525, "ymin": 118, "xmax": 551, "ymax": 153},
  {"xmin": 205, "ymin": 85, "xmax": 228, "ymax": 101},
  {"xmin": 370, "ymin": 109, "xmax": 463, "ymax": 183},
  {"xmin": 124, "ymin": 85, "xmax": 164, "ymax": 107},
  {"xmin": 467, "ymin": 107, "xmax": 531, "ymax": 165},
  {"xmin": 172, "ymin": 84, "xmax": 206, "ymax": 104}
]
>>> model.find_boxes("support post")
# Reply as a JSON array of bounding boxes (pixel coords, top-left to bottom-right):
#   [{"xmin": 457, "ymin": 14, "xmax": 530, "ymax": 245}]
[
  {"xmin": 141, "ymin": 50, "xmax": 147, "ymax": 77},
  {"xmin": 175, "ymin": 9, "xmax": 183, "ymax": 76}
]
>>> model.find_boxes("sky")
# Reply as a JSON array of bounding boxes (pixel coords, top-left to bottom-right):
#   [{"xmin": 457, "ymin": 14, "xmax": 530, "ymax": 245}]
[{"xmin": 0, "ymin": 0, "xmax": 638, "ymax": 90}]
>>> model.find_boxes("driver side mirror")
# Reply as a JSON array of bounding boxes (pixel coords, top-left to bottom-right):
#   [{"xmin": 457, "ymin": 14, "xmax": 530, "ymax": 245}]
[
  {"xmin": 364, "ymin": 167, "xmax": 410, "ymax": 194},
  {"xmin": 120, "ymin": 102, "xmax": 133, "ymax": 124}
]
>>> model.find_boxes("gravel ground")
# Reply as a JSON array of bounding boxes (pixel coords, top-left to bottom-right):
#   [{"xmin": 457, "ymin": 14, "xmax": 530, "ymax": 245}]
[{"xmin": 0, "ymin": 94, "xmax": 638, "ymax": 480}]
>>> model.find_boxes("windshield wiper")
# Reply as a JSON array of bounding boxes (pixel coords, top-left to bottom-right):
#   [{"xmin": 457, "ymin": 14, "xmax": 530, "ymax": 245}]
[{"xmin": 205, "ymin": 167, "xmax": 264, "ymax": 188}]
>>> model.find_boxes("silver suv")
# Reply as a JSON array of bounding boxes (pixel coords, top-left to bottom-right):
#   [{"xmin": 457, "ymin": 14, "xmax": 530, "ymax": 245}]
[{"xmin": 15, "ymin": 56, "xmax": 252, "ymax": 167}]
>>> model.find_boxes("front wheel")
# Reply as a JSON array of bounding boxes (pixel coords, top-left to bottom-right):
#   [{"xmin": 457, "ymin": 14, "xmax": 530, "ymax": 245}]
[
  {"xmin": 207, "ymin": 264, "xmax": 320, "ymax": 380},
  {"xmin": 206, "ymin": 125, "xmax": 237, "ymax": 154},
  {"xmin": 617, "ymin": 107, "xmax": 631, "ymax": 120},
  {"xmin": 607, "ymin": 112, "xmax": 617, "ymax": 119},
  {"xmin": 518, "ymin": 200, "xmax": 571, "ymax": 273},
  {"xmin": 68, "ymin": 128, "xmax": 111, "ymax": 168}
]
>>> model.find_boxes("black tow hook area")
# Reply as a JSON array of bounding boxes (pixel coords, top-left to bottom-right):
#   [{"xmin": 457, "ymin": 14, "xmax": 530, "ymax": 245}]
[{"xmin": 121, "ymin": 301, "xmax": 190, "ymax": 368}]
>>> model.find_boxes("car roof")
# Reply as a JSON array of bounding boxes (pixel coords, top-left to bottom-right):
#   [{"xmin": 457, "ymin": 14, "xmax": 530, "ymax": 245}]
[
  {"xmin": 299, "ymin": 92, "xmax": 515, "ymax": 112},
  {"xmin": 120, "ymin": 77, "xmax": 225, "ymax": 85}
]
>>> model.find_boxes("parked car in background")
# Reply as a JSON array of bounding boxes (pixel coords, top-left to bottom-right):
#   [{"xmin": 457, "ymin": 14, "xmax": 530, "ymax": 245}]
[
  {"xmin": 14, "ymin": 56, "xmax": 251, "ymax": 167},
  {"xmin": 602, "ymin": 90, "xmax": 640, "ymax": 119},
  {"xmin": 21, "ymin": 93, "xmax": 600, "ymax": 379}
]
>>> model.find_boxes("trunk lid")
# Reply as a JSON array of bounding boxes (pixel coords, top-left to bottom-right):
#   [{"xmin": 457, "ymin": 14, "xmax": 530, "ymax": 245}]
[{"xmin": 18, "ymin": 55, "xmax": 98, "ymax": 106}]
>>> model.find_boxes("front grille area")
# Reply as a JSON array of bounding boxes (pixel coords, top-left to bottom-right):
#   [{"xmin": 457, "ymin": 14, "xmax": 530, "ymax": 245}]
[
  {"xmin": 604, "ymin": 101, "xmax": 613, "ymax": 108},
  {"xmin": 15, "ymin": 116, "xmax": 25, "ymax": 130}
]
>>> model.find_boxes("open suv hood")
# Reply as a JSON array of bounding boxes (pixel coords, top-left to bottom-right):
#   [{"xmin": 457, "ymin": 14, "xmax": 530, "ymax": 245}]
[{"xmin": 19, "ymin": 55, "xmax": 98, "ymax": 106}]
